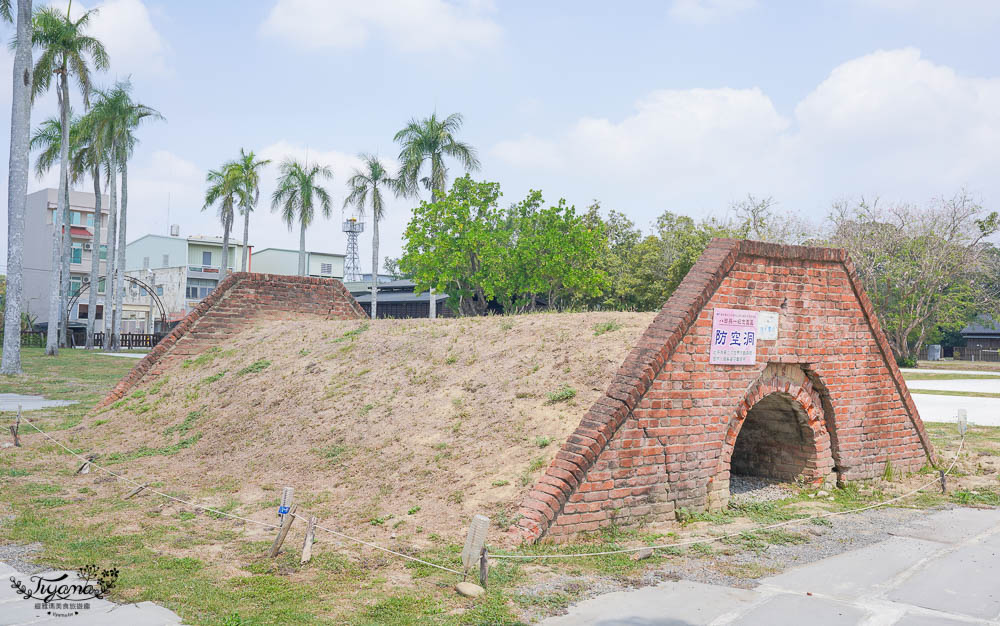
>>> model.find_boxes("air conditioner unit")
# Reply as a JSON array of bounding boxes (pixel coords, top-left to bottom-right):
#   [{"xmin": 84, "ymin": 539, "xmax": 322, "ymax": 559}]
[
  {"xmin": 83, "ymin": 243, "xmax": 93, "ymax": 251},
  {"xmin": 82, "ymin": 276, "xmax": 90, "ymax": 284}
]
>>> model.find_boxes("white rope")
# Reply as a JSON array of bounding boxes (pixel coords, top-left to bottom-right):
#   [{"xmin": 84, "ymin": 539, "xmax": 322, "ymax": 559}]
[
  {"xmin": 18, "ymin": 417, "xmax": 463, "ymax": 575},
  {"xmin": 492, "ymin": 435, "xmax": 967, "ymax": 560},
  {"xmin": 293, "ymin": 513, "xmax": 463, "ymax": 575}
]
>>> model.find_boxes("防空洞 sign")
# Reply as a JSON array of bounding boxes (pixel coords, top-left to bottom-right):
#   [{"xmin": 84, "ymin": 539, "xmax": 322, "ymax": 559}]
[{"xmin": 710, "ymin": 308, "xmax": 758, "ymax": 365}]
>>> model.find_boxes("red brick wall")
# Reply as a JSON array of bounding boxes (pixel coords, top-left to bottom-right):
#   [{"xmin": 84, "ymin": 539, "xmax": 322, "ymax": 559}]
[
  {"xmin": 514, "ymin": 239, "xmax": 934, "ymax": 543},
  {"xmin": 98, "ymin": 273, "xmax": 366, "ymax": 408}
]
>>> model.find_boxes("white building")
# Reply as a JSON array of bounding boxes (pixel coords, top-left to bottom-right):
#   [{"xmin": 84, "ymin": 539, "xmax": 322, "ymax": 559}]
[{"xmin": 251, "ymin": 248, "xmax": 345, "ymax": 279}]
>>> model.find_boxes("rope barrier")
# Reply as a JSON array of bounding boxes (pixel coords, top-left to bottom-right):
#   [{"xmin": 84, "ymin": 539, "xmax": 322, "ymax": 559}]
[
  {"xmin": 490, "ymin": 434, "xmax": 967, "ymax": 560},
  {"xmin": 17, "ymin": 417, "xmax": 462, "ymax": 575}
]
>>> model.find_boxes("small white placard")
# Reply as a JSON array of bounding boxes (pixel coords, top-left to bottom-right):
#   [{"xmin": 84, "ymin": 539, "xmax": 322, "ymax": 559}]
[{"xmin": 757, "ymin": 311, "xmax": 779, "ymax": 341}]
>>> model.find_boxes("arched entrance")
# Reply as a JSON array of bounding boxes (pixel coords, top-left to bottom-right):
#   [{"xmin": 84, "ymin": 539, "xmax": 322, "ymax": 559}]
[{"xmin": 711, "ymin": 363, "xmax": 836, "ymax": 508}]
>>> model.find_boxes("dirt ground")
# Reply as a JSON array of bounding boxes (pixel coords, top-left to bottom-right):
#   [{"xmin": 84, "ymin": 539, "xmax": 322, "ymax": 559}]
[{"xmin": 76, "ymin": 312, "xmax": 656, "ymax": 548}]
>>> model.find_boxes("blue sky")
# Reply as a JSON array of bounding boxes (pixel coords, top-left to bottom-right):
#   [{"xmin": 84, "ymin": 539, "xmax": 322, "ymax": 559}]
[{"xmin": 3, "ymin": 0, "xmax": 1000, "ymax": 268}]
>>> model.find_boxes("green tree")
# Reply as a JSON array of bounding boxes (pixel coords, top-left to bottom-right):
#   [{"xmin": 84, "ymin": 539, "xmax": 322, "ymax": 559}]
[
  {"xmin": 400, "ymin": 176, "xmax": 506, "ymax": 316},
  {"xmin": 344, "ymin": 155, "xmax": 402, "ymax": 320},
  {"xmin": 2, "ymin": 0, "xmax": 33, "ymax": 374},
  {"xmin": 230, "ymin": 149, "xmax": 271, "ymax": 272},
  {"xmin": 271, "ymin": 159, "xmax": 334, "ymax": 276},
  {"xmin": 394, "ymin": 112, "xmax": 480, "ymax": 199},
  {"xmin": 828, "ymin": 193, "xmax": 1000, "ymax": 363},
  {"xmin": 30, "ymin": 4, "xmax": 108, "ymax": 354},
  {"xmin": 203, "ymin": 164, "xmax": 240, "ymax": 277},
  {"xmin": 72, "ymin": 107, "xmax": 109, "ymax": 348}
]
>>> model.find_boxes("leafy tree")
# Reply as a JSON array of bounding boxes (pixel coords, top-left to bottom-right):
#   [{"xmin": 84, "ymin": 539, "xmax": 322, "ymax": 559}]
[
  {"xmin": 271, "ymin": 159, "xmax": 334, "ymax": 275},
  {"xmin": 73, "ymin": 108, "xmax": 108, "ymax": 348},
  {"xmin": 383, "ymin": 256, "xmax": 406, "ymax": 280},
  {"xmin": 400, "ymin": 176, "xmax": 506, "ymax": 316},
  {"xmin": 502, "ymin": 192, "xmax": 608, "ymax": 312},
  {"xmin": 2, "ymin": 0, "xmax": 32, "ymax": 374},
  {"xmin": 828, "ymin": 192, "xmax": 1000, "ymax": 362},
  {"xmin": 344, "ymin": 155, "xmax": 402, "ymax": 320},
  {"xmin": 30, "ymin": 4, "xmax": 108, "ymax": 354}
]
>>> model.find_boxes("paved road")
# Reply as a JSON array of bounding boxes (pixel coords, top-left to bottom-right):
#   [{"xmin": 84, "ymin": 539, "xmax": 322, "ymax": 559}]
[
  {"xmin": 0, "ymin": 394, "xmax": 75, "ymax": 412},
  {"xmin": 543, "ymin": 507, "xmax": 1000, "ymax": 626},
  {"xmin": 900, "ymin": 368, "xmax": 1000, "ymax": 377},
  {"xmin": 0, "ymin": 562, "xmax": 182, "ymax": 625},
  {"xmin": 911, "ymin": 394, "xmax": 1000, "ymax": 427}
]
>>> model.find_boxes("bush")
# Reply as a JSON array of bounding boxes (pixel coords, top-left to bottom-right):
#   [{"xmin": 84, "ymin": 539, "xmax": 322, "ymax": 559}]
[{"xmin": 896, "ymin": 355, "xmax": 917, "ymax": 368}]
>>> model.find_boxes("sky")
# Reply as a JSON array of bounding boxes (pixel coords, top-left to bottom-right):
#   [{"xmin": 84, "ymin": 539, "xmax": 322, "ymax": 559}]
[{"xmin": 2, "ymin": 0, "xmax": 1000, "ymax": 272}]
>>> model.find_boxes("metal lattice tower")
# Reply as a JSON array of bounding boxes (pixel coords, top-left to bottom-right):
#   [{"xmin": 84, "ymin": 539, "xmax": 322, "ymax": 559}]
[{"xmin": 342, "ymin": 215, "xmax": 364, "ymax": 282}]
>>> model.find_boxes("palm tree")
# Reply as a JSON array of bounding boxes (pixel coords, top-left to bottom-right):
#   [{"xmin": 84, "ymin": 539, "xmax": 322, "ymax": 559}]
[
  {"xmin": 231, "ymin": 150, "xmax": 271, "ymax": 271},
  {"xmin": 29, "ymin": 113, "xmax": 84, "ymax": 348},
  {"xmin": 73, "ymin": 109, "xmax": 107, "ymax": 348},
  {"xmin": 394, "ymin": 112, "xmax": 480, "ymax": 199},
  {"xmin": 344, "ymin": 155, "xmax": 401, "ymax": 320},
  {"xmin": 90, "ymin": 80, "xmax": 162, "ymax": 350},
  {"xmin": 271, "ymin": 159, "xmax": 333, "ymax": 276},
  {"xmin": 203, "ymin": 165, "xmax": 240, "ymax": 277},
  {"xmin": 30, "ymin": 4, "xmax": 109, "ymax": 355},
  {"xmin": 2, "ymin": 0, "xmax": 33, "ymax": 374}
]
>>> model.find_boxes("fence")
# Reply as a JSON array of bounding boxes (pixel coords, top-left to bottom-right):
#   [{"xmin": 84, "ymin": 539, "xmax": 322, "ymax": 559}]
[
  {"xmin": 0, "ymin": 331, "xmax": 46, "ymax": 347},
  {"xmin": 92, "ymin": 332, "xmax": 166, "ymax": 349},
  {"xmin": 954, "ymin": 346, "xmax": 1000, "ymax": 362}
]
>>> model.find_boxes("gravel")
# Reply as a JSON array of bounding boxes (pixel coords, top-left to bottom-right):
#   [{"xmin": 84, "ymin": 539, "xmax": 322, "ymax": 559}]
[
  {"xmin": 0, "ymin": 542, "xmax": 45, "ymax": 575},
  {"xmin": 727, "ymin": 476, "xmax": 795, "ymax": 505}
]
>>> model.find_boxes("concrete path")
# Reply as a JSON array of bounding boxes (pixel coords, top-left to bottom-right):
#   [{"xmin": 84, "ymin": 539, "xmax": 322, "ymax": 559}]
[
  {"xmin": 0, "ymin": 562, "xmax": 182, "ymax": 625},
  {"xmin": 0, "ymin": 394, "xmax": 75, "ymax": 412},
  {"xmin": 907, "ymin": 379, "xmax": 1000, "ymax": 393},
  {"xmin": 96, "ymin": 352, "xmax": 146, "ymax": 359},
  {"xmin": 543, "ymin": 507, "xmax": 1000, "ymax": 626},
  {"xmin": 901, "ymin": 368, "xmax": 1000, "ymax": 377},
  {"xmin": 911, "ymin": 395, "xmax": 1000, "ymax": 427}
]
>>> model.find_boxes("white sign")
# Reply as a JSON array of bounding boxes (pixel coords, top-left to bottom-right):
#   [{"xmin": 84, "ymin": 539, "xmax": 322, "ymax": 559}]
[
  {"xmin": 757, "ymin": 312, "xmax": 779, "ymax": 341},
  {"xmin": 710, "ymin": 308, "xmax": 758, "ymax": 365}
]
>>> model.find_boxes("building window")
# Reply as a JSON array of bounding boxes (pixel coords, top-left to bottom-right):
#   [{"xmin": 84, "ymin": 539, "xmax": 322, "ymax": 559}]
[
  {"xmin": 71, "ymin": 243, "xmax": 83, "ymax": 264},
  {"xmin": 202, "ymin": 251, "xmax": 212, "ymax": 266},
  {"xmin": 156, "ymin": 285, "xmax": 164, "ymax": 296},
  {"xmin": 97, "ymin": 277, "xmax": 106, "ymax": 294},
  {"xmin": 99, "ymin": 244, "xmax": 107, "ymax": 260},
  {"xmin": 69, "ymin": 277, "xmax": 82, "ymax": 297},
  {"xmin": 162, "ymin": 254, "xmax": 169, "ymax": 267},
  {"xmin": 320, "ymin": 263, "xmax": 332, "ymax": 275},
  {"xmin": 78, "ymin": 303, "xmax": 103, "ymax": 320},
  {"xmin": 143, "ymin": 256, "xmax": 150, "ymax": 269},
  {"xmin": 186, "ymin": 278, "xmax": 215, "ymax": 300},
  {"xmin": 69, "ymin": 211, "xmax": 95, "ymax": 227}
]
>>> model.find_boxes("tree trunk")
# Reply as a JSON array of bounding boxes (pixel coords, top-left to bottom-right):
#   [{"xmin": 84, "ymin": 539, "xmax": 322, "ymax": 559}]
[
  {"xmin": 59, "ymin": 176, "xmax": 71, "ymax": 347},
  {"xmin": 220, "ymin": 210, "xmax": 230, "ymax": 277},
  {"xmin": 241, "ymin": 206, "xmax": 249, "ymax": 272},
  {"xmin": 103, "ymin": 159, "xmax": 118, "ymax": 350},
  {"xmin": 370, "ymin": 219, "xmax": 379, "ymax": 320},
  {"xmin": 45, "ymin": 71, "xmax": 71, "ymax": 356},
  {"xmin": 85, "ymin": 162, "xmax": 102, "ymax": 348},
  {"xmin": 1, "ymin": 0, "xmax": 32, "ymax": 374},
  {"xmin": 298, "ymin": 220, "xmax": 306, "ymax": 276},
  {"xmin": 112, "ymin": 160, "xmax": 128, "ymax": 350}
]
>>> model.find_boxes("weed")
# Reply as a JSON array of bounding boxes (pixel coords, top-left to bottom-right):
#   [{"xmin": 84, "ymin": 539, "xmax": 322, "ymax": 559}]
[
  {"xmin": 445, "ymin": 354, "xmax": 457, "ymax": 365},
  {"xmin": 164, "ymin": 410, "xmax": 202, "ymax": 437},
  {"xmin": 182, "ymin": 347, "xmax": 222, "ymax": 369},
  {"xmin": 535, "ymin": 435, "xmax": 553, "ymax": 448},
  {"xmin": 546, "ymin": 386, "xmax": 576, "ymax": 404},
  {"xmin": 104, "ymin": 433, "xmax": 203, "ymax": 464},
  {"xmin": 333, "ymin": 323, "xmax": 369, "ymax": 343},
  {"xmin": 236, "ymin": 360, "xmax": 271, "ymax": 376},
  {"xmin": 369, "ymin": 514, "xmax": 393, "ymax": 526},
  {"xmin": 318, "ymin": 444, "xmax": 348, "ymax": 461},
  {"xmin": 500, "ymin": 320, "xmax": 514, "ymax": 331},
  {"xmin": 93, "ymin": 419, "xmax": 107, "ymax": 426},
  {"xmin": 199, "ymin": 370, "xmax": 227, "ymax": 386},
  {"xmin": 492, "ymin": 479, "xmax": 510, "ymax": 487},
  {"xmin": 592, "ymin": 320, "xmax": 622, "ymax": 336},
  {"xmin": 883, "ymin": 456, "xmax": 895, "ymax": 482},
  {"xmin": 298, "ymin": 349, "xmax": 310, "ymax": 356},
  {"xmin": 360, "ymin": 403, "xmax": 374, "ymax": 416},
  {"xmin": 952, "ymin": 488, "xmax": 1000, "ymax": 506},
  {"xmin": 407, "ymin": 506, "xmax": 421, "ymax": 515}
]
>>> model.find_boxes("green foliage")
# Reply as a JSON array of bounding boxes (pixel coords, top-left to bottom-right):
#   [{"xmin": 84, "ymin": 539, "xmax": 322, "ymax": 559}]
[
  {"xmin": 236, "ymin": 359, "xmax": 270, "ymax": 376},
  {"xmin": 546, "ymin": 386, "xmax": 576, "ymax": 404},
  {"xmin": 535, "ymin": 435, "xmax": 552, "ymax": 448},
  {"xmin": 592, "ymin": 320, "xmax": 622, "ymax": 336}
]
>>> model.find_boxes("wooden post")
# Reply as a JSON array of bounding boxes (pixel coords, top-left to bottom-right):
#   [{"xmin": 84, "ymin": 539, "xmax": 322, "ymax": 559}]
[
  {"xmin": 9, "ymin": 406, "xmax": 20, "ymax": 447},
  {"xmin": 300, "ymin": 515, "xmax": 317, "ymax": 564},
  {"xmin": 939, "ymin": 469, "xmax": 947, "ymax": 494},
  {"xmin": 268, "ymin": 504, "xmax": 297, "ymax": 558},
  {"xmin": 124, "ymin": 484, "xmax": 148, "ymax": 499},
  {"xmin": 478, "ymin": 547, "xmax": 489, "ymax": 588}
]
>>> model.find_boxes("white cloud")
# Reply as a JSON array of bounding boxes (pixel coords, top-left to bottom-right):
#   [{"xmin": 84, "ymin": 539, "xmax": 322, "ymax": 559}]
[
  {"xmin": 52, "ymin": 0, "xmax": 171, "ymax": 77},
  {"xmin": 668, "ymin": 0, "xmax": 757, "ymax": 24},
  {"xmin": 491, "ymin": 48, "xmax": 1000, "ymax": 221},
  {"xmin": 260, "ymin": 0, "xmax": 501, "ymax": 53}
]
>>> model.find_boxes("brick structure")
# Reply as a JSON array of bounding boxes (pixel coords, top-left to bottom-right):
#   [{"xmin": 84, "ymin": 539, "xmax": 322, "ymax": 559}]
[
  {"xmin": 98, "ymin": 272, "xmax": 366, "ymax": 408},
  {"xmin": 514, "ymin": 239, "xmax": 935, "ymax": 543}
]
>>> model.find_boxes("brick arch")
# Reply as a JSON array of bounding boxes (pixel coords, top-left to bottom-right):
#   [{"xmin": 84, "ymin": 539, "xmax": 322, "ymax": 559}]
[{"xmin": 709, "ymin": 364, "xmax": 836, "ymax": 507}]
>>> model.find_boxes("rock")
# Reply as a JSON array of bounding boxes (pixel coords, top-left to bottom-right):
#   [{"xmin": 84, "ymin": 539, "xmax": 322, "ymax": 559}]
[
  {"xmin": 456, "ymin": 582, "xmax": 485, "ymax": 598},
  {"xmin": 630, "ymin": 548, "xmax": 654, "ymax": 561},
  {"xmin": 1, "ymin": 442, "xmax": 12, "ymax": 449},
  {"xmin": 827, "ymin": 496, "xmax": 835, "ymax": 501},
  {"xmin": 807, "ymin": 527, "xmax": 826, "ymax": 536},
  {"xmin": 816, "ymin": 490, "xmax": 829, "ymax": 497}
]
